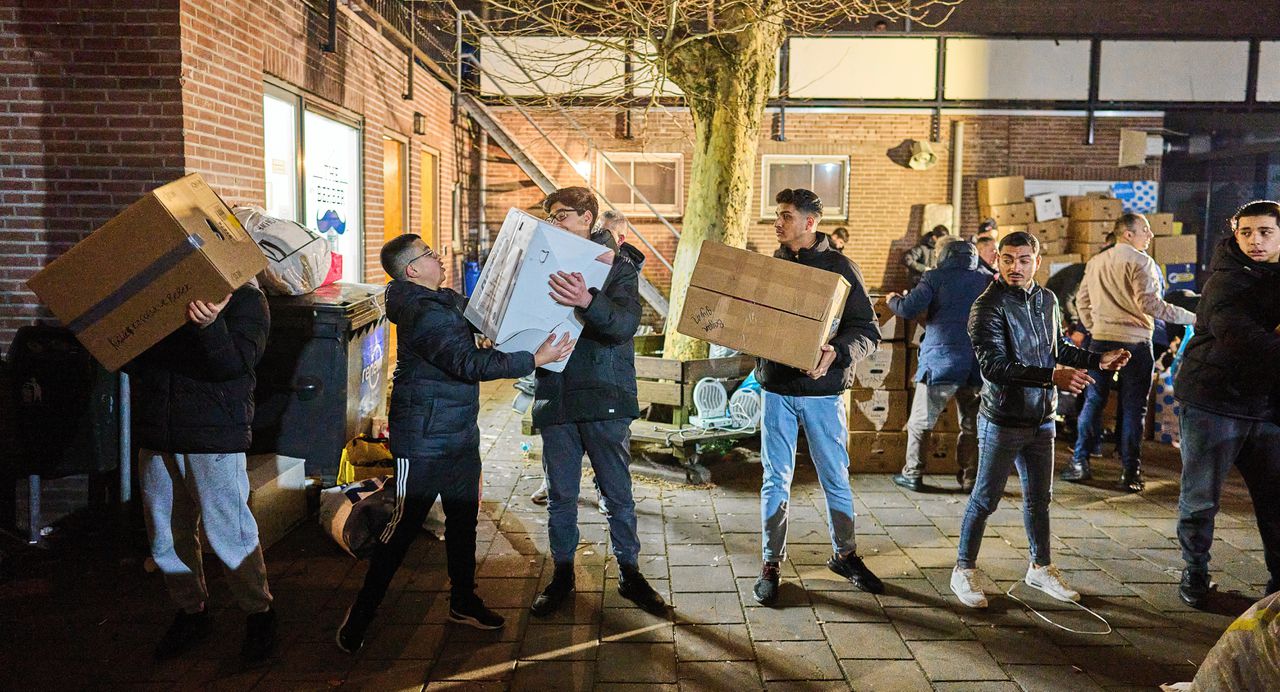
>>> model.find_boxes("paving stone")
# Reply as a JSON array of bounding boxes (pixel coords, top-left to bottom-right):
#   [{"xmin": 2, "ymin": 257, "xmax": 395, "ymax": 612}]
[
  {"xmin": 824, "ymin": 622, "xmax": 911, "ymax": 659},
  {"xmin": 906, "ymin": 640, "xmax": 1006, "ymax": 681},
  {"xmin": 595, "ymin": 642, "xmax": 678, "ymax": 683},
  {"xmin": 670, "ymin": 591, "xmax": 747, "ymax": 624},
  {"xmin": 884, "ymin": 606, "xmax": 974, "ymax": 641},
  {"xmin": 519, "ymin": 624, "xmax": 600, "ymax": 660},
  {"xmin": 511, "ymin": 660, "xmax": 594, "ymax": 691},
  {"xmin": 839, "ymin": 659, "xmax": 932, "ymax": 691},
  {"xmin": 755, "ymin": 640, "xmax": 844, "ymax": 681},
  {"xmin": 430, "ymin": 641, "xmax": 518, "ymax": 681},
  {"xmin": 745, "ymin": 603, "xmax": 825, "ymax": 641},
  {"xmin": 1005, "ymin": 664, "xmax": 1106, "ymax": 692},
  {"xmin": 808, "ymin": 588, "xmax": 887, "ymax": 623},
  {"xmin": 673, "ymin": 623, "xmax": 756, "ymax": 662},
  {"xmin": 670, "ymin": 565, "xmax": 737, "ymax": 593},
  {"xmin": 676, "ymin": 661, "xmax": 763, "ymax": 691}
]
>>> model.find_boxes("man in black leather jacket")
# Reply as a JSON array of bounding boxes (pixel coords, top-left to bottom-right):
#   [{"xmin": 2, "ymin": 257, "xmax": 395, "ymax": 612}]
[
  {"xmin": 336, "ymin": 234, "xmax": 572, "ymax": 653},
  {"xmin": 949, "ymin": 232, "xmax": 1128, "ymax": 610},
  {"xmin": 1174, "ymin": 201, "xmax": 1280, "ymax": 609}
]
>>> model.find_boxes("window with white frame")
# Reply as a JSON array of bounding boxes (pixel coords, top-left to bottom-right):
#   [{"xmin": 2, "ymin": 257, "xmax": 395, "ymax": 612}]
[
  {"xmin": 597, "ymin": 152, "xmax": 683, "ymax": 216},
  {"xmin": 761, "ymin": 155, "xmax": 849, "ymax": 219}
]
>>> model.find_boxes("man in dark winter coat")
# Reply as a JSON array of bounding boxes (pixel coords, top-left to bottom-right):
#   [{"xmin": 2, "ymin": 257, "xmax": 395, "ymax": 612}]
[
  {"xmin": 752, "ymin": 188, "xmax": 883, "ymax": 606},
  {"xmin": 903, "ymin": 225, "xmax": 949, "ymax": 286},
  {"xmin": 1174, "ymin": 200, "xmax": 1280, "ymax": 609},
  {"xmin": 131, "ymin": 282, "xmax": 276, "ymax": 662},
  {"xmin": 886, "ymin": 238, "xmax": 990, "ymax": 492},
  {"xmin": 337, "ymin": 235, "xmax": 572, "ymax": 653},
  {"xmin": 529, "ymin": 187, "xmax": 667, "ymax": 617},
  {"xmin": 950, "ymin": 232, "xmax": 1129, "ymax": 610}
]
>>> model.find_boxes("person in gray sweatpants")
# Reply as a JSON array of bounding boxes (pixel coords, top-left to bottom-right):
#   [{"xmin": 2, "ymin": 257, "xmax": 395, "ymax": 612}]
[{"xmin": 128, "ymin": 283, "xmax": 275, "ymax": 662}]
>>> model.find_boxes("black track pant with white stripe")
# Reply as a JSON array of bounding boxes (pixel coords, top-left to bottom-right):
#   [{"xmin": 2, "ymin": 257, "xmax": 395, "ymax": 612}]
[{"xmin": 354, "ymin": 452, "xmax": 482, "ymax": 611}]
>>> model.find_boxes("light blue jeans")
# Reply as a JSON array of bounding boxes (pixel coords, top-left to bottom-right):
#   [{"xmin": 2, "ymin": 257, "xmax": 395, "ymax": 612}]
[
  {"xmin": 760, "ymin": 391, "xmax": 857, "ymax": 562},
  {"xmin": 956, "ymin": 417, "xmax": 1056, "ymax": 568}
]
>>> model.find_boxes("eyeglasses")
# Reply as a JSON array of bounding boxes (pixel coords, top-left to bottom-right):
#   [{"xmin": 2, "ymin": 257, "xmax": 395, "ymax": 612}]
[
  {"xmin": 410, "ymin": 247, "xmax": 440, "ymax": 265},
  {"xmin": 545, "ymin": 208, "xmax": 583, "ymax": 223}
]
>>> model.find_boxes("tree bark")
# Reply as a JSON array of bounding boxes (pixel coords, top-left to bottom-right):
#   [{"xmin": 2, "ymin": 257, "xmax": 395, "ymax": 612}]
[{"xmin": 660, "ymin": 11, "xmax": 785, "ymax": 361}]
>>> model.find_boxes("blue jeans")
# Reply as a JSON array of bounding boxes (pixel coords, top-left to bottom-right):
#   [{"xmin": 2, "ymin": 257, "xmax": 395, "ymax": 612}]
[
  {"xmin": 542, "ymin": 419, "xmax": 641, "ymax": 567},
  {"xmin": 957, "ymin": 417, "xmax": 1056, "ymax": 568},
  {"xmin": 1072, "ymin": 339, "xmax": 1154, "ymax": 471},
  {"xmin": 1177, "ymin": 405, "xmax": 1280, "ymax": 583},
  {"xmin": 760, "ymin": 391, "xmax": 856, "ymax": 562}
]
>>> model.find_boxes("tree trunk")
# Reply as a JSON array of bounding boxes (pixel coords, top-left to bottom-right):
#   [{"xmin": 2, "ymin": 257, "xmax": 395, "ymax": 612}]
[{"xmin": 660, "ymin": 15, "xmax": 785, "ymax": 361}]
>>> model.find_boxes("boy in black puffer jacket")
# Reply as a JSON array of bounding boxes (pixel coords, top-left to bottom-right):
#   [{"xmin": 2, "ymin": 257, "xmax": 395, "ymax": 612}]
[
  {"xmin": 1174, "ymin": 201, "xmax": 1280, "ymax": 609},
  {"xmin": 337, "ymin": 234, "xmax": 572, "ymax": 653}
]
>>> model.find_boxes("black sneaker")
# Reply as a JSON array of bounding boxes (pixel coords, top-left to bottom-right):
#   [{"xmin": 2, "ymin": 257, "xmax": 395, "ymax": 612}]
[
  {"xmin": 1117, "ymin": 468, "xmax": 1145, "ymax": 493},
  {"xmin": 241, "ymin": 608, "xmax": 277, "ymax": 663},
  {"xmin": 828, "ymin": 553, "xmax": 885, "ymax": 594},
  {"xmin": 892, "ymin": 474, "xmax": 925, "ymax": 492},
  {"xmin": 617, "ymin": 566, "xmax": 667, "ymax": 614},
  {"xmin": 336, "ymin": 602, "xmax": 376, "ymax": 654},
  {"xmin": 1266, "ymin": 577, "xmax": 1278, "ymax": 596},
  {"xmin": 1060, "ymin": 460, "xmax": 1092, "ymax": 482},
  {"xmin": 530, "ymin": 564, "xmax": 575, "ymax": 617},
  {"xmin": 753, "ymin": 561, "xmax": 781, "ymax": 606},
  {"xmin": 1179, "ymin": 568, "xmax": 1211, "ymax": 609},
  {"xmin": 449, "ymin": 594, "xmax": 505, "ymax": 630},
  {"xmin": 154, "ymin": 607, "xmax": 213, "ymax": 660}
]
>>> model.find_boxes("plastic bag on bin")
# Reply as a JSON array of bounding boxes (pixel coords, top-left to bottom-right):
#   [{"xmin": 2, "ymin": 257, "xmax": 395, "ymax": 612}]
[
  {"xmin": 337, "ymin": 436, "xmax": 394, "ymax": 486},
  {"xmin": 233, "ymin": 205, "xmax": 331, "ymax": 296},
  {"xmin": 1186, "ymin": 591, "xmax": 1280, "ymax": 690},
  {"xmin": 319, "ymin": 476, "xmax": 395, "ymax": 559}
]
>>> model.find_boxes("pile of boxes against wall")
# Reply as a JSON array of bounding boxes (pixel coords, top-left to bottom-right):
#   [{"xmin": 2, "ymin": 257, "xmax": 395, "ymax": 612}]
[
  {"xmin": 844, "ymin": 300, "xmax": 960, "ymax": 474},
  {"xmin": 977, "ymin": 175, "xmax": 1198, "ymax": 289}
]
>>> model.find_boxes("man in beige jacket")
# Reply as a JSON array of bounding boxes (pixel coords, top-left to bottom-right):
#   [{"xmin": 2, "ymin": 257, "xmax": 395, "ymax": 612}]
[{"xmin": 1063, "ymin": 213, "xmax": 1196, "ymax": 491}]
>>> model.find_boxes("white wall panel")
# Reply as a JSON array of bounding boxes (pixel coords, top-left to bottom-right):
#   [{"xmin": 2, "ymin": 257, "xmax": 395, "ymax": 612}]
[
  {"xmin": 945, "ymin": 39, "xmax": 1090, "ymax": 100},
  {"xmin": 788, "ymin": 37, "xmax": 936, "ymax": 99},
  {"xmin": 1259, "ymin": 42, "xmax": 1280, "ymax": 102},
  {"xmin": 1099, "ymin": 41, "xmax": 1248, "ymax": 102}
]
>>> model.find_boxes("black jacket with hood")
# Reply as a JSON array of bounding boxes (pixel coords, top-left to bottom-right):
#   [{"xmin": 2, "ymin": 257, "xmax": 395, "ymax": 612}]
[
  {"xmin": 129, "ymin": 283, "xmax": 269, "ymax": 454},
  {"xmin": 386, "ymin": 279, "xmax": 535, "ymax": 459},
  {"xmin": 1175, "ymin": 236, "xmax": 1280, "ymax": 421},
  {"xmin": 533, "ymin": 240, "xmax": 645, "ymax": 428},
  {"xmin": 756, "ymin": 233, "xmax": 881, "ymax": 397},
  {"xmin": 968, "ymin": 278, "xmax": 1101, "ymax": 427}
]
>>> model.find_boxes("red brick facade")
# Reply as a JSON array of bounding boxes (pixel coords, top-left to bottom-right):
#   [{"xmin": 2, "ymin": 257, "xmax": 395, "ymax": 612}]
[
  {"xmin": 0, "ymin": 0, "xmax": 465, "ymax": 350},
  {"xmin": 483, "ymin": 107, "xmax": 1161, "ymax": 292}
]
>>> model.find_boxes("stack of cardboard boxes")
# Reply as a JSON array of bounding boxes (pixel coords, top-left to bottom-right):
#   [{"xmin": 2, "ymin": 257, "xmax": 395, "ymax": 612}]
[
  {"xmin": 1066, "ymin": 195, "xmax": 1124, "ymax": 259},
  {"xmin": 976, "ymin": 175, "xmax": 1078, "ymax": 284},
  {"xmin": 1148, "ymin": 217, "xmax": 1198, "ymax": 282},
  {"xmin": 845, "ymin": 299, "xmax": 958, "ymax": 473}
]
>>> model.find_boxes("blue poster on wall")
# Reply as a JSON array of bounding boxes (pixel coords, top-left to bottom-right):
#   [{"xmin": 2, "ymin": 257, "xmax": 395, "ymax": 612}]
[{"xmin": 1111, "ymin": 181, "xmax": 1159, "ymax": 213}]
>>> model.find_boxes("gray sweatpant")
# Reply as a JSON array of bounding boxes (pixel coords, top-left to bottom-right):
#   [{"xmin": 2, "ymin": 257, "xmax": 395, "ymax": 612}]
[
  {"xmin": 139, "ymin": 449, "xmax": 272, "ymax": 614},
  {"xmin": 903, "ymin": 382, "xmax": 980, "ymax": 481}
]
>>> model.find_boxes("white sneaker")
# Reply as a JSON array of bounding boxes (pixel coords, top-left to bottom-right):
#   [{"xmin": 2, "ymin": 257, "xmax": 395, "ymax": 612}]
[
  {"xmin": 950, "ymin": 566, "xmax": 988, "ymax": 609},
  {"xmin": 531, "ymin": 480, "xmax": 549, "ymax": 505},
  {"xmin": 1025, "ymin": 563, "xmax": 1080, "ymax": 602}
]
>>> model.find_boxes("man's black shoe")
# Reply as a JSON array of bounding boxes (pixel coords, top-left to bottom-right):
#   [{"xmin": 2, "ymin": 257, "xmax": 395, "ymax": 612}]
[
  {"xmin": 753, "ymin": 561, "xmax": 781, "ymax": 606},
  {"xmin": 1117, "ymin": 468, "xmax": 1145, "ymax": 493},
  {"xmin": 154, "ymin": 607, "xmax": 212, "ymax": 660},
  {"xmin": 531, "ymin": 564, "xmax": 575, "ymax": 617},
  {"xmin": 1179, "ymin": 568, "xmax": 1211, "ymax": 609},
  {"xmin": 618, "ymin": 566, "xmax": 667, "ymax": 614},
  {"xmin": 1060, "ymin": 460, "xmax": 1092, "ymax": 482},
  {"xmin": 449, "ymin": 594, "xmax": 505, "ymax": 630},
  {"xmin": 892, "ymin": 474, "xmax": 925, "ymax": 492},
  {"xmin": 336, "ymin": 602, "xmax": 376, "ymax": 654},
  {"xmin": 241, "ymin": 608, "xmax": 277, "ymax": 663},
  {"xmin": 1267, "ymin": 577, "xmax": 1278, "ymax": 596},
  {"xmin": 828, "ymin": 553, "xmax": 885, "ymax": 594}
]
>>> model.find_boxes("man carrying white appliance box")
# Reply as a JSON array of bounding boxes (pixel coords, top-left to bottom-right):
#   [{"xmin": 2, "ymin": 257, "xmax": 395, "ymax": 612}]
[{"xmin": 752, "ymin": 188, "xmax": 884, "ymax": 606}]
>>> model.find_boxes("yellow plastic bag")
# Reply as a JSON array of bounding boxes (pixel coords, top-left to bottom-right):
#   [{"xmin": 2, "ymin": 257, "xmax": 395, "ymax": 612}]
[{"xmin": 336, "ymin": 437, "xmax": 394, "ymax": 486}]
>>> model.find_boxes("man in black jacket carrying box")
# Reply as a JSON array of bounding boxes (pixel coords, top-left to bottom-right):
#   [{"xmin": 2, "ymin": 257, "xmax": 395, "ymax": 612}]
[
  {"xmin": 752, "ymin": 188, "xmax": 883, "ymax": 606},
  {"xmin": 950, "ymin": 231, "xmax": 1129, "ymax": 610}
]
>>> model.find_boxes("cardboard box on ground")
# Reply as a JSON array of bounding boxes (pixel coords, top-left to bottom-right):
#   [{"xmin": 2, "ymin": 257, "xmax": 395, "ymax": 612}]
[
  {"xmin": 676, "ymin": 241, "xmax": 850, "ymax": 371},
  {"xmin": 848, "ymin": 431, "xmax": 959, "ymax": 473},
  {"xmin": 26, "ymin": 173, "xmax": 267, "ymax": 371},
  {"xmin": 464, "ymin": 209, "xmax": 613, "ymax": 373}
]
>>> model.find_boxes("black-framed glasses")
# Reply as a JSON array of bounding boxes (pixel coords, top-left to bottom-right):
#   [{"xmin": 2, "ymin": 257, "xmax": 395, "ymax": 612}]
[
  {"xmin": 410, "ymin": 246, "xmax": 440, "ymax": 265},
  {"xmin": 546, "ymin": 208, "xmax": 583, "ymax": 223}
]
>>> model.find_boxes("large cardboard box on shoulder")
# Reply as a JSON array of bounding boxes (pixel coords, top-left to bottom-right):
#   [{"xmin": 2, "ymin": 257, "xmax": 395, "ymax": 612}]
[
  {"xmin": 676, "ymin": 241, "xmax": 850, "ymax": 371},
  {"xmin": 852, "ymin": 342, "xmax": 909, "ymax": 390},
  {"xmin": 977, "ymin": 176, "xmax": 1026, "ymax": 208},
  {"xmin": 26, "ymin": 173, "xmax": 267, "ymax": 372},
  {"xmin": 1151, "ymin": 235, "xmax": 1198, "ymax": 265},
  {"xmin": 846, "ymin": 388, "xmax": 909, "ymax": 432}
]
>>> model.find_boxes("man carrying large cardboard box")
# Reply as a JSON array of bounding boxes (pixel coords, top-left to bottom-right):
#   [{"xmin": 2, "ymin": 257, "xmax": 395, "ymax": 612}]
[{"xmin": 752, "ymin": 188, "xmax": 884, "ymax": 606}]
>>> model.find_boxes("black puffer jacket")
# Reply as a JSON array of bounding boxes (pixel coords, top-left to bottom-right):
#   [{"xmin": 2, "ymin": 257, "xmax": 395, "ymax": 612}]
[
  {"xmin": 129, "ymin": 284, "xmax": 269, "ymax": 453},
  {"xmin": 386, "ymin": 280, "xmax": 535, "ymax": 459},
  {"xmin": 968, "ymin": 279, "xmax": 1101, "ymax": 427},
  {"xmin": 533, "ymin": 241, "xmax": 644, "ymax": 428},
  {"xmin": 1175, "ymin": 236, "xmax": 1280, "ymax": 421},
  {"xmin": 756, "ymin": 233, "xmax": 880, "ymax": 397}
]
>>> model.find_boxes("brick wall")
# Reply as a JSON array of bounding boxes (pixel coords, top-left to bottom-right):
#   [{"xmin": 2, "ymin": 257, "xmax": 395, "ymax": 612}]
[
  {"xmin": 0, "ymin": 0, "xmax": 469, "ymax": 351},
  {"xmin": 484, "ymin": 107, "xmax": 1161, "ymax": 292},
  {"xmin": 0, "ymin": 1, "xmax": 185, "ymax": 351}
]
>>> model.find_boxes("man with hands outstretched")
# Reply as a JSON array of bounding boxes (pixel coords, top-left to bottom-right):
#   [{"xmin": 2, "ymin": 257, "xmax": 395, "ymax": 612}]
[{"xmin": 950, "ymin": 231, "xmax": 1129, "ymax": 610}]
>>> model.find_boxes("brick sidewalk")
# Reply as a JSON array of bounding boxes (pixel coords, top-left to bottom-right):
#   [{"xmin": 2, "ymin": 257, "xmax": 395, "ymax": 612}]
[{"xmin": 0, "ymin": 380, "xmax": 1269, "ymax": 690}]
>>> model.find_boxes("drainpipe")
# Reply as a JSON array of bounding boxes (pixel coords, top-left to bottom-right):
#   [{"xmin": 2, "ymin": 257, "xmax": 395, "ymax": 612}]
[{"xmin": 951, "ymin": 120, "xmax": 964, "ymax": 234}]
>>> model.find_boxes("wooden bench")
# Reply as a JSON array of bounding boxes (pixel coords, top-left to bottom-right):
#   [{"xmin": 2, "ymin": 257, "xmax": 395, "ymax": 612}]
[{"xmin": 635, "ymin": 353, "xmax": 756, "ymax": 425}]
